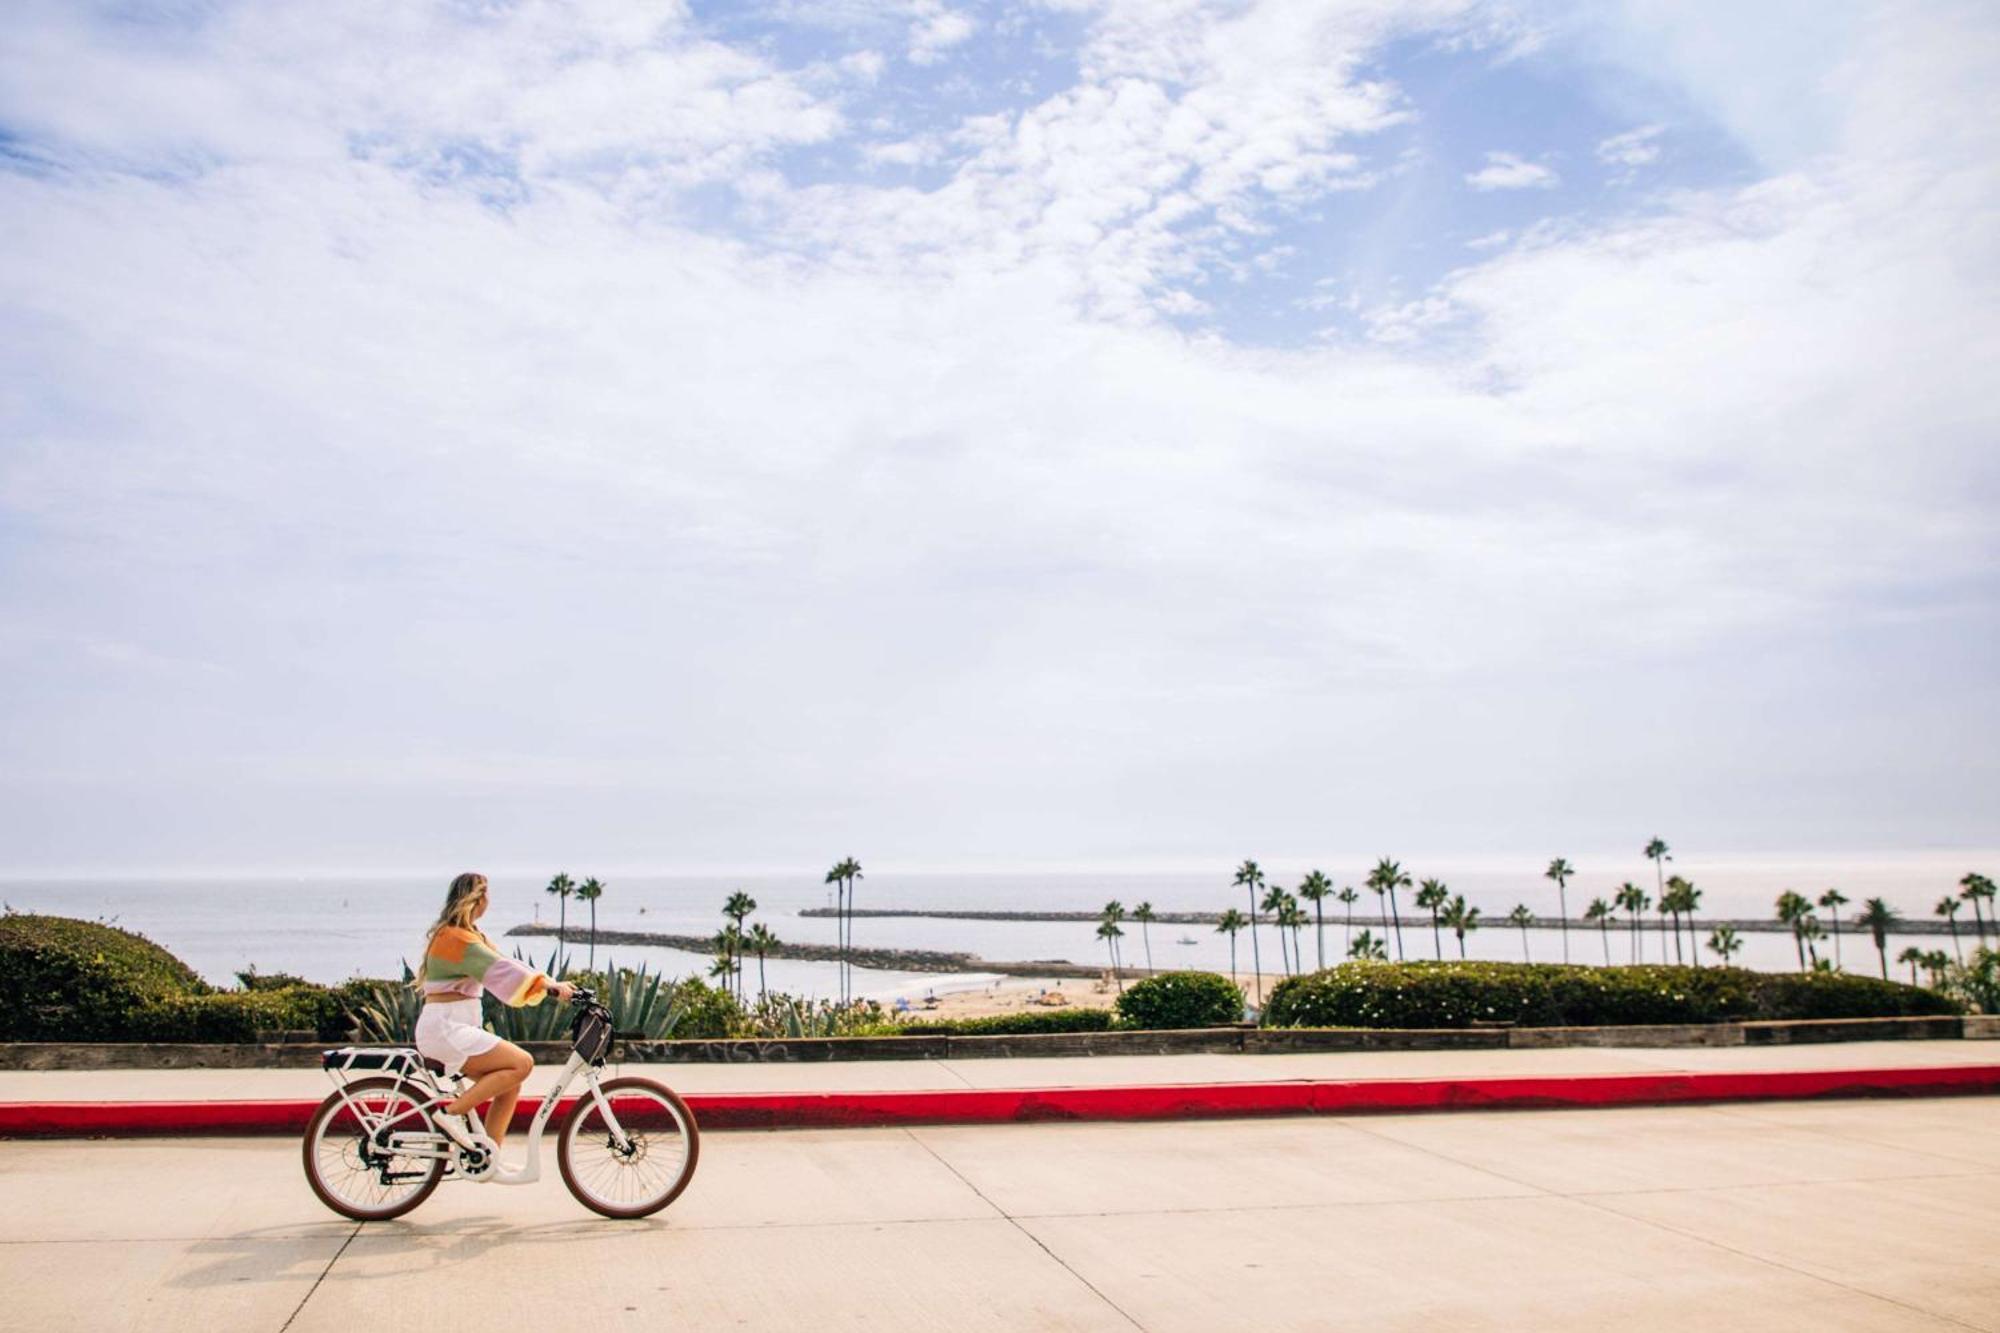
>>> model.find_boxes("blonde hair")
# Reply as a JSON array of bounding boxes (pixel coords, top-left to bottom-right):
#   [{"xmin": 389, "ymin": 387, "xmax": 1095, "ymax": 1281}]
[{"xmin": 428, "ymin": 872, "xmax": 493, "ymax": 946}]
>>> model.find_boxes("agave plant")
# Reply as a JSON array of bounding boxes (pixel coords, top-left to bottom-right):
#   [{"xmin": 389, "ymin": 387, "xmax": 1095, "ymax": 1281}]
[{"xmin": 345, "ymin": 962, "xmax": 424, "ymax": 1043}]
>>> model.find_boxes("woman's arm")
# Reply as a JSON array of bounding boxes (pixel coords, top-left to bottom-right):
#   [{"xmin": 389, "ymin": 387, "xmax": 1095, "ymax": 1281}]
[{"xmin": 430, "ymin": 928, "xmax": 552, "ymax": 1007}]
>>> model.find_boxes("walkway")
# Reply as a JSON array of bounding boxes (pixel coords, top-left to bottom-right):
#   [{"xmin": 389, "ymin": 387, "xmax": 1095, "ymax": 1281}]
[{"xmin": 3, "ymin": 1094, "xmax": 1995, "ymax": 1330}]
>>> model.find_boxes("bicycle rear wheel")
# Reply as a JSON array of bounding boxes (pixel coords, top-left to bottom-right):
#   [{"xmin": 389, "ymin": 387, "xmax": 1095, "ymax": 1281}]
[
  {"xmin": 302, "ymin": 1077, "xmax": 445, "ymax": 1221},
  {"xmin": 557, "ymin": 1077, "xmax": 700, "ymax": 1219}
]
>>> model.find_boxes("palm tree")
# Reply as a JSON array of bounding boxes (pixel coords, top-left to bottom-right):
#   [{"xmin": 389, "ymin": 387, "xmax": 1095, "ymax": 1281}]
[
  {"xmin": 1096, "ymin": 919, "xmax": 1125, "ymax": 990},
  {"xmin": 1336, "ymin": 886, "xmax": 1360, "ymax": 954},
  {"xmin": 1349, "ymin": 928, "xmax": 1388, "ymax": 961},
  {"xmin": 1279, "ymin": 896, "xmax": 1308, "ymax": 975},
  {"xmin": 1297, "ymin": 872, "xmax": 1332, "ymax": 970},
  {"xmin": 1259, "ymin": 883, "xmax": 1291, "ymax": 976},
  {"xmin": 1368, "ymin": 858, "xmax": 1411, "ymax": 960},
  {"xmin": 1132, "ymin": 901, "xmax": 1157, "ymax": 973},
  {"xmin": 1897, "ymin": 945, "xmax": 1924, "ymax": 986},
  {"xmin": 1441, "ymin": 894, "xmax": 1481, "ymax": 959},
  {"xmin": 1818, "ymin": 888, "xmax": 1849, "ymax": 969},
  {"xmin": 1961, "ymin": 873, "xmax": 1995, "ymax": 943},
  {"xmin": 1677, "ymin": 878, "xmax": 1704, "ymax": 967},
  {"xmin": 575, "ymin": 877, "xmax": 605, "ymax": 971},
  {"xmin": 1233, "ymin": 860, "xmax": 1267, "ymax": 1004},
  {"xmin": 1644, "ymin": 836, "xmax": 1671, "ymax": 915},
  {"xmin": 824, "ymin": 858, "xmax": 863, "ymax": 1002},
  {"xmin": 1215, "ymin": 908, "xmax": 1247, "ymax": 986},
  {"xmin": 1858, "ymin": 897, "xmax": 1899, "ymax": 979},
  {"xmin": 1413, "ymin": 878, "xmax": 1446, "ymax": 960},
  {"xmin": 1936, "ymin": 896, "xmax": 1964, "ymax": 962},
  {"xmin": 1800, "ymin": 914, "xmax": 1827, "ymax": 969},
  {"xmin": 823, "ymin": 860, "xmax": 846, "ymax": 999},
  {"xmin": 1662, "ymin": 876, "xmax": 1690, "ymax": 964},
  {"xmin": 1615, "ymin": 883, "xmax": 1648, "ymax": 962},
  {"xmin": 546, "ymin": 872, "xmax": 575, "ymax": 942},
  {"xmin": 711, "ymin": 925, "xmax": 745, "ymax": 998},
  {"xmin": 1544, "ymin": 858, "xmax": 1574, "ymax": 963},
  {"xmin": 1922, "ymin": 949, "xmax": 1951, "ymax": 988},
  {"xmin": 1507, "ymin": 904, "xmax": 1534, "ymax": 961},
  {"xmin": 1776, "ymin": 890, "xmax": 1813, "ymax": 970},
  {"xmin": 1707, "ymin": 926, "xmax": 1743, "ymax": 964},
  {"xmin": 746, "ymin": 922, "xmax": 778, "ymax": 1000},
  {"xmin": 724, "ymin": 890, "xmax": 757, "ymax": 928},
  {"xmin": 1101, "ymin": 901, "xmax": 1128, "ymax": 978},
  {"xmin": 1584, "ymin": 898, "xmax": 1614, "ymax": 964}
]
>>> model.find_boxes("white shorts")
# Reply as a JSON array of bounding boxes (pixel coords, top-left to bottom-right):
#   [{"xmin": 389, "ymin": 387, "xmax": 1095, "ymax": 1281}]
[{"xmin": 414, "ymin": 1001, "xmax": 502, "ymax": 1075}]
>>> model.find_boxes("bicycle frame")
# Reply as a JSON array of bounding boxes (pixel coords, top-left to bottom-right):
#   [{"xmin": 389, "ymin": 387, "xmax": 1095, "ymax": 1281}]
[{"xmin": 320, "ymin": 1046, "xmax": 635, "ymax": 1184}]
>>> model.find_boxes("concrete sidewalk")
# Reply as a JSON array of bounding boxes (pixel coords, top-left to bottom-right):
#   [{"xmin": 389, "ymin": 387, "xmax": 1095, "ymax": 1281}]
[
  {"xmin": 4, "ymin": 1038, "xmax": 1995, "ymax": 1103},
  {"xmin": 4, "ymin": 1095, "xmax": 1996, "ymax": 1331}
]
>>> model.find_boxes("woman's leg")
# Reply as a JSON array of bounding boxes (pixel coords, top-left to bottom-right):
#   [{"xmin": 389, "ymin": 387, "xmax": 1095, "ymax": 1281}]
[{"xmin": 447, "ymin": 1041, "xmax": 533, "ymax": 1144}]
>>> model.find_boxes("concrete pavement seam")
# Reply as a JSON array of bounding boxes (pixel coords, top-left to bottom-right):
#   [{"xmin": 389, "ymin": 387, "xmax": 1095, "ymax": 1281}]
[
  {"xmin": 278, "ymin": 1221, "xmax": 359, "ymax": 1333},
  {"xmin": 1562, "ymin": 1191, "xmax": 1991, "ymax": 1331},
  {"xmin": 902, "ymin": 1128, "xmax": 1149, "ymax": 1332}
]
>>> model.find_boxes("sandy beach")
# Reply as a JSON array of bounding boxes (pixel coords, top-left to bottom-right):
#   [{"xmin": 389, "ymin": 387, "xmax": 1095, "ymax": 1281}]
[{"xmin": 890, "ymin": 970, "xmax": 1293, "ymax": 1021}]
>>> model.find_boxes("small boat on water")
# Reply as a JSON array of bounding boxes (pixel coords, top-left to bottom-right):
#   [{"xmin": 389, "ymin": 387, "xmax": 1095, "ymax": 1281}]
[{"xmin": 1176, "ymin": 935, "xmax": 1199, "ymax": 945}]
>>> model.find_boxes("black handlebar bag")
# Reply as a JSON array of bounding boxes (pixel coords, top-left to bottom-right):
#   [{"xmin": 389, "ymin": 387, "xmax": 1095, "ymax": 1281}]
[{"xmin": 572, "ymin": 1007, "xmax": 614, "ymax": 1065}]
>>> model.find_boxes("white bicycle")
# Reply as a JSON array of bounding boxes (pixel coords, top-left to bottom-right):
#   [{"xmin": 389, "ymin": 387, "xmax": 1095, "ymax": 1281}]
[{"xmin": 303, "ymin": 988, "xmax": 699, "ymax": 1220}]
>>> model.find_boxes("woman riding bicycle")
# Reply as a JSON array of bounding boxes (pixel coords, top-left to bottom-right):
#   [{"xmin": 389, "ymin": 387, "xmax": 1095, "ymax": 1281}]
[{"xmin": 416, "ymin": 872, "xmax": 573, "ymax": 1176}]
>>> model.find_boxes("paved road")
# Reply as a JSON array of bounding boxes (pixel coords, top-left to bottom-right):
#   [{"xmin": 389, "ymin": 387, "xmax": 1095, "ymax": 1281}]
[{"xmin": 4, "ymin": 1094, "xmax": 1996, "ymax": 1331}]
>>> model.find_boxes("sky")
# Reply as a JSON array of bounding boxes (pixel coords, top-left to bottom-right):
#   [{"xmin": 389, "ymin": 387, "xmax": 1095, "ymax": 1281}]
[{"xmin": 0, "ymin": 0, "xmax": 1995, "ymax": 875}]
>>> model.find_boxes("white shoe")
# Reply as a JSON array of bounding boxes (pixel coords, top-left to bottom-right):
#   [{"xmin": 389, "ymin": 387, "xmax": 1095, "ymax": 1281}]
[{"xmin": 434, "ymin": 1110, "xmax": 498, "ymax": 1166}]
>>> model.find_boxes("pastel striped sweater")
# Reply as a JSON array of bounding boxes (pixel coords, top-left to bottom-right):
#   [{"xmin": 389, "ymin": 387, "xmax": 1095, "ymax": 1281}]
[{"xmin": 421, "ymin": 926, "xmax": 549, "ymax": 1006}]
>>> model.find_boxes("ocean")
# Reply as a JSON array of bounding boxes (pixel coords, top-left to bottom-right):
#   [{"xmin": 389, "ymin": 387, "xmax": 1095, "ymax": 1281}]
[{"xmin": 5, "ymin": 853, "xmax": 1993, "ymax": 1001}]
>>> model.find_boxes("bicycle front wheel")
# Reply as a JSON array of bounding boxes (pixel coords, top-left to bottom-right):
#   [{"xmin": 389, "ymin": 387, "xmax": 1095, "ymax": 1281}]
[
  {"xmin": 302, "ymin": 1076, "xmax": 445, "ymax": 1221},
  {"xmin": 557, "ymin": 1077, "xmax": 700, "ymax": 1219}
]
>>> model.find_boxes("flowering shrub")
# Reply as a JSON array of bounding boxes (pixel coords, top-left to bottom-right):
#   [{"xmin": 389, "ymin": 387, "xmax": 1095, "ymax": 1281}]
[{"xmin": 1260, "ymin": 961, "xmax": 1960, "ymax": 1029}]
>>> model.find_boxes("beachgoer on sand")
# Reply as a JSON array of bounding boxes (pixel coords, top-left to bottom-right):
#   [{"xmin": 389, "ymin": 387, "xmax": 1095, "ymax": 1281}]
[{"xmin": 414, "ymin": 872, "xmax": 574, "ymax": 1180}]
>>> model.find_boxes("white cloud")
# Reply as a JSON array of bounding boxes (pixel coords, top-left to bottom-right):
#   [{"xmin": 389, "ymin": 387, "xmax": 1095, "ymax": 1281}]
[
  {"xmin": 907, "ymin": 3, "xmax": 975, "ymax": 65},
  {"xmin": 0, "ymin": 0, "xmax": 1995, "ymax": 867},
  {"xmin": 1464, "ymin": 150, "xmax": 1558, "ymax": 190},
  {"xmin": 1596, "ymin": 124, "xmax": 1664, "ymax": 168}
]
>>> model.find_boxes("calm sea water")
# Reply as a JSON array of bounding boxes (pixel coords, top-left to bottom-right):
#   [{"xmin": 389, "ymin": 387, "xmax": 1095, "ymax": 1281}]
[{"xmin": 5, "ymin": 853, "xmax": 1992, "ymax": 999}]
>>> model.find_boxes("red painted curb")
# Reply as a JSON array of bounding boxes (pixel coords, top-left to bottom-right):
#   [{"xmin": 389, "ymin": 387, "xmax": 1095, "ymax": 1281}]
[{"xmin": 1, "ymin": 1065, "xmax": 1993, "ymax": 1138}]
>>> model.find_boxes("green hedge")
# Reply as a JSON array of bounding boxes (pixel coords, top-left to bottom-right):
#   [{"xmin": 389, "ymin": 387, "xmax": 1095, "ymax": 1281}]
[
  {"xmin": 0, "ymin": 914, "xmax": 211, "ymax": 1040},
  {"xmin": 1115, "ymin": 971, "xmax": 1244, "ymax": 1029},
  {"xmin": 1261, "ymin": 961, "xmax": 1961, "ymax": 1029},
  {"xmin": 888, "ymin": 1007, "xmax": 1116, "ymax": 1036}
]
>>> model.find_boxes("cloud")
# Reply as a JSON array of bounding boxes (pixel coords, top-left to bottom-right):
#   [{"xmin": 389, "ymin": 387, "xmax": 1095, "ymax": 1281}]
[
  {"xmin": 1464, "ymin": 150, "xmax": 1558, "ymax": 190},
  {"xmin": 0, "ymin": 0, "xmax": 1995, "ymax": 867},
  {"xmin": 1596, "ymin": 124, "xmax": 1664, "ymax": 168},
  {"xmin": 907, "ymin": 3, "xmax": 975, "ymax": 65}
]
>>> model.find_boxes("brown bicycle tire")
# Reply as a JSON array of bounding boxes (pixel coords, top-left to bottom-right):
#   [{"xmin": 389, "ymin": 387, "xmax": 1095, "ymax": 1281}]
[
  {"xmin": 556, "ymin": 1076, "xmax": 700, "ymax": 1219},
  {"xmin": 301, "ymin": 1076, "xmax": 445, "ymax": 1221}
]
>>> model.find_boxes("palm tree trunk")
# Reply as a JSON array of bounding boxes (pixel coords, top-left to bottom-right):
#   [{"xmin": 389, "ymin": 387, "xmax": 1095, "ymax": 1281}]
[
  {"xmin": 1671, "ymin": 912, "xmax": 1683, "ymax": 964},
  {"xmin": 1228, "ymin": 936, "xmax": 1238, "ymax": 986},
  {"xmin": 1518, "ymin": 924, "xmax": 1531, "ymax": 962},
  {"xmin": 1949, "ymin": 918, "xmax": 1962, "ymax": 962},
  {"xmin": 1875, "ymin": 939, "xmax": 1888, "ymax": 980},
  {"xmin": 1344, "ymin": 902, "xmax": 1354, "ymax": 955},
  {"xmin": 1599, "ymin": 923, "xmax": 1610, "ymax": 965},
  {"xmin": 1314, "ymin": 903, "xmax": 1325, "ymax": 971},
  {"xmin": 1387, "ymin": 889, "xmax": 1404, "ymax": 960},
  {"xmin": 1456, "ymin": 929, "xmax": 1467, "ymax": 960},
  {"xmin": 1831, "ymin": 913, "xmax": 1843, "ymax": 968},
  {"xmin": 1431, "ymin": 912, "xmax": 1442, "ymax": 960},
  {"xmin": 758, "ymin": 950, "xmax": 768, "ymax": 1001},
  {"xmin": 1143, "ymin": 922, "xmax": 1153, "ymax": 973},
  {"xmin": 588, "ymin": 900, "xmax": 598, "ymax": 973},
  {"xmin": 1630, "ymin": 914, "xmax": 1640, "ymax": 963},
  {"xmin": 1558, "ymin": 886, "xmax": 1569, "ymax": 964},
  {"xmin": 1245, "ymin": 888, "xmax": 1264, "ymax": 1005}
]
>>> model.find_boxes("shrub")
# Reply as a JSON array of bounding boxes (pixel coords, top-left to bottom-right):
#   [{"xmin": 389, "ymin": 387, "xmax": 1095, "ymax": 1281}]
[
  {"xmin": 1939, "ymin": 947, "xmax": 2000, "ymax": 1015},
  {"xmin": 0, "ymin": 913, "xmax": 210, "ymax": 1041},
  {"xmin": 128, "ymin": 989, "xmax": 340, "ymax": 1043},
  {"xmin": 1115, "ymin": 971, "xmax": 1244, "ymax": 1029},
  {"xmin": 1261, "ymin": 961, "xmax": 1960, "ymax": 1029},
  {"xmin": 889, "ymin": 1007, "xmax": 1117, "ymax": 1036}
]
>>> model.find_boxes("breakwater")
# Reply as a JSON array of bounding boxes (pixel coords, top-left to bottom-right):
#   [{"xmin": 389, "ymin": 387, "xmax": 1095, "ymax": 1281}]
[
  {"xmin": 505, "ymin": 923, "xmax": 1110, "ymax": 979},
  {"xmin": 799, "ymin": 907, "xmax": 1967, "ymax": 936}
]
